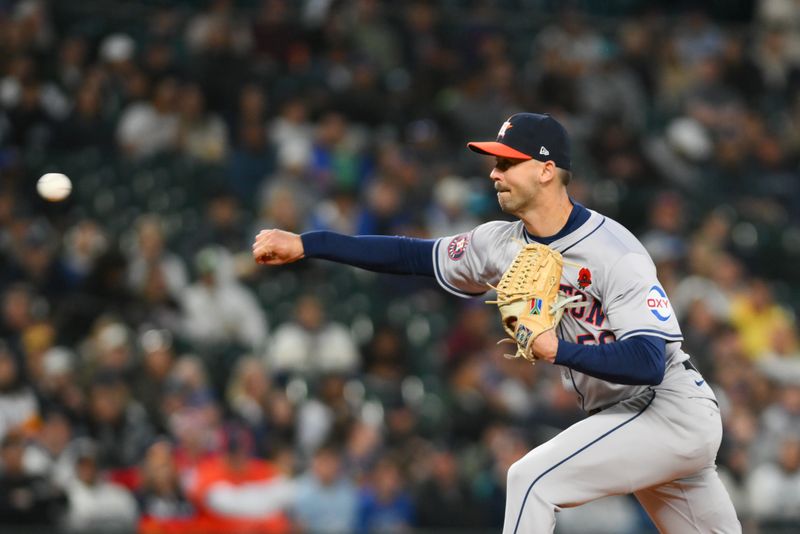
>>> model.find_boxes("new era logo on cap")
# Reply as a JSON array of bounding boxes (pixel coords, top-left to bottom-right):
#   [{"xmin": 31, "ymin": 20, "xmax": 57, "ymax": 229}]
[{"xmin": 466, "ymin": 113, "xmax": 571, "ymax": 170}]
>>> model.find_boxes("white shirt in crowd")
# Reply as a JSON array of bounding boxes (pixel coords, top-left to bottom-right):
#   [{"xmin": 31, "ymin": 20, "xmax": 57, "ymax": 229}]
[
  {"xmin": 64, "ymin": 478, "xmax": 138, "ymax": 532},
  {"xmin": 268, "ymin": 322, "xmax": 359, "ymax": 375}
]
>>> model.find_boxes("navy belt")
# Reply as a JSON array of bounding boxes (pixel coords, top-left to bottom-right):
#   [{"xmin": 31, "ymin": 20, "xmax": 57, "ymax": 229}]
[
  {"xmin": 683, "ymin": 360, "xmax": 719, "ymax": 407},
  {"xmin": 588, "ymin": 361, "xmax": 704, "ymax": 416}
]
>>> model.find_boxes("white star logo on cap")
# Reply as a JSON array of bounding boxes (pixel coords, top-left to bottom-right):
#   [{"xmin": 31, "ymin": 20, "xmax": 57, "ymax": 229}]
[{"xmin": 497, "ymin": 120, "xmax": 513, "ymax": 139}]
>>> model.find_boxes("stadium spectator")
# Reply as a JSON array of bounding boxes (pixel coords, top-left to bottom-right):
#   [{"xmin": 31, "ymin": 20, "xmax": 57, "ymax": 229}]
[
  {"xmin": 309, "ymin": 186, "xmax": 361, "ymax": 234},
  {"xmin": 187, "ymin": 424, "xmax": 293, "ymax": 532},
  {"xmin": 427, "ymin": 175, "xmax": 481, "ymax": 237},
  {"xmin": 730, "ymin": 278, "xmax": 795, "ymax": 360},
  {"xmin": 756, "ymin": 382, "xmax": 800, "ymax": 465},
  {"xmin": 292, "ymin": 442, "xmax": 359, "ymax": 533},
  {"xmin": 34, "ymin": 346, "xmax": 84, "ymax": 423},
  {"xmin": 296, "ymin": 374, "xmax": 360, "ymax": 459},
  {"xmin": 225, "ymin": 355, "xmax": 277, "ymax": 453},
  {"xmin": 356, "ymin": 178, "xmax": 410, "ymax": 235},
  {"xmin": 252, "ymin": 182, "xmax": 309, "ymax": 238},
  {"xmin": 746, "ymin": 434, "xmax": 800, "ymax": 524},
  {"xmin": 0, "ymin": 430, "xmax": 66, "ymax": 527},
  {"xmin": 268, "ymin": 293, "xmax": 360, "ymax": 376},
  {"xmin": 61, "ymin": 219, "xmax": 110, "ymax": 284},
  {"xmin": 85, "ymin": 371, "xmax": 155, "ymax": 472},
  {"xmin": 228, "ymin": 120, "xmax": 275, "ymax": 206},
  {"xmin": 5, "ymin": 218, "xmax": 74, "ymax": 298},
  {"xmin": 356, "ymin": 454, "xmax": 414, "ymax": 534},
  {"xmin": 443, "ymin": 301, "xmax": 493, "ymax": 370},
  {"xmin": 126, "ymin": 214, "xmax": 189, "ymax": 302},
  {"xmin": 185, "ymin": 0, "xmax": 251, "ymax": 57},
  {"xmin": 413, "ymin": 447, "xmax": 482, "ymax": 529},
  {"xmin": 446, "ymin": 355, "xmax": 497, "ymax": 444},
  {"xmin": 22, "ymin": 407, "xmax": 74, "ymax": 484},
  {"xmin": 362, "ymin": 325, "xmax": 406, "ymax": 379},
  {"xmin": 309, "ymin": 111, "xmax": 370, "ymax": 194},
  {"xmin": 176, "ymin": 82, "xmax": 229, "ymax": 163},
  {"xmin": 268, "ymin": 97, "xmax": 314, "ymax": 173},
  {"xmin": 116, "ymin": 76, "xmax": 180, "ymax": 159},
  {"xmin": 718, "ymin": 443, "xmax": 755, "ymax": 528},
  {"xmin": 230, "ymin": 83, "xmax": 268, "ymax": 139},
  {"xmin": 80, "ymin": 319, "xmax": 136, "ymax": 379},
  {"xmin": 184, "ymin": 191, "xmax": 249, "ymax": 254},
  {"xmin": 341, "ymin": 420, "xmax": 383, "ymax": 484},
  {"xmin": 136, "ymin": 440, "xmax": 194, "ymax": 520},
  {"xmin": 62, "ymin": 438, "xmax": 138, "ymax": 533},
  {"xmin": 181, "ymin": 246, "xmax": 268, "ymax": 353},
  {"xmin": 165, "ymin": 358, "xmax": 223, "ymax": 487},
  {"xmin": 53, "ymin": 82, "xmax": 114, "ymax": 151},
  {"xmin": 0, "ymin": 343, "xmax": 38, "ymax": 441},
  {"xmin": 132, "ymin": 329, "xmax": 177, "ymax": 432},
  {"xmin": 1, "ymin": 57, "xmax": 68, "ymax": 150},
  {"xmin": 756, "ymin": 323, "xmax": 800, "ymax": 383}
]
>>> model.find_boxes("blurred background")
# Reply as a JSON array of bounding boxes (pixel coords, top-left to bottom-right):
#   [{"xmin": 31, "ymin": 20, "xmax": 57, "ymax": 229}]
[{"xmin": 1, "ymin": 0, "xmax": 799, "ymax": 533}]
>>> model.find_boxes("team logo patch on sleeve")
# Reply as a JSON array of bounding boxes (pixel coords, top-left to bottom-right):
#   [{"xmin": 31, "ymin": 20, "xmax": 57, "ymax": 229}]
[
  {"xmin": 447, "ymin": 234, "xmax": 470, "ymax": 260},
  {"xmin": 646, "ymin": 285, "xmax": 672, "ymax": 321},
  {"xmin": 577, "ymin": 268, "xmax": 592, "ymax": 289}
]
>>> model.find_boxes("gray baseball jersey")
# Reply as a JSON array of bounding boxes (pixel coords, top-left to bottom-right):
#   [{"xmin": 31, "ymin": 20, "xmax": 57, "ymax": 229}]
[
  {"xmin": 433, "ymin": 208, "xmax": 685, "ymax": 412},
  {"xmin": 432, "ymin": 206, "xmax": 741, "ymax": 533}
]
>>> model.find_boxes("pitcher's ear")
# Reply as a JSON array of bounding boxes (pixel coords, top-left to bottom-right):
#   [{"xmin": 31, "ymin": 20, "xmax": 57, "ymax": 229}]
[{"xmin": 540, "ymin": 160, "xmax": 557, "ymax": 184}]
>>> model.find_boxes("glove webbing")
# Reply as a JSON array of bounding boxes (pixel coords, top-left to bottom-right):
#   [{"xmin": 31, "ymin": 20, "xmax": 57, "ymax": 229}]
[{"xmin": 497, "ymin": 293, "xmax": 586, "ymax": 361}]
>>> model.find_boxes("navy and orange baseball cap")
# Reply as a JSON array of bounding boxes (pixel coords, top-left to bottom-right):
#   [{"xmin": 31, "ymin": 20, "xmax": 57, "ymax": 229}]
[{"xmin": 467, "ymin": 113, "xmax": 572, "ymax": 170}]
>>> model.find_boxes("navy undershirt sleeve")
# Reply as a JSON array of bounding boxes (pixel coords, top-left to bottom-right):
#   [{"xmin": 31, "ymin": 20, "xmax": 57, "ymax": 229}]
[
  {"xmin": 554, "ymin": 335, "xmax": 666, "ymax": 385},
  {"xmin": 301, "ymin": 231, "xmax": 435, "ymax": 276}
]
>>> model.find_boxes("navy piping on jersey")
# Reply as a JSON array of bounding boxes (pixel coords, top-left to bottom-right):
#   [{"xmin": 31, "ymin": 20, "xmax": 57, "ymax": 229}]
[
  {"xmin": 558, "ymin": 322, "xmax": 586, "ymax": 411},
  {"xmin": 560, "ymin": 217, "xmax": 606, "ymax": 254},
  {"xmin": 568, "ymin": 368, "xmax": 585, "ymax": 412},
  {"xmin": 617, "ymin": 329, "xmax": 683, "ymax": 342},
  {"xmin": 511, "ymin": 389, "xmax": 657, "ymax": 534},
  {"xmin": 432, "ymin": 239, "xmax": 486, "ymax": 298},
  {"xmin": 523, "ymin": 201, "xmax": 592, "ymax": 245}
]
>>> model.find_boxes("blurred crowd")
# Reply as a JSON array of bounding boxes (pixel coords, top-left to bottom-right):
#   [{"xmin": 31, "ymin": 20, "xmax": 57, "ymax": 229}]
[{"xmin": 1, "ymin": 0, "xmax": 800, "ymax": 533}]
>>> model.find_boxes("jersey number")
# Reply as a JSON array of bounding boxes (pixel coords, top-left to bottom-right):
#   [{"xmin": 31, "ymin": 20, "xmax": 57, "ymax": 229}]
[{"xmin": 576, "ymin": 331, "xmax": 616, "ymax": 345}]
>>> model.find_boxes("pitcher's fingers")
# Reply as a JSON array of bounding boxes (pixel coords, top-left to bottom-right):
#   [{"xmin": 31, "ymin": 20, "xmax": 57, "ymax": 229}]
[
  {"xmin": 253, "ymin": 240, "xmax": 270, "ymax": 254},
  {"xmin": 263, "ymin": 253, "xmax": 284, "ymax": 265}
]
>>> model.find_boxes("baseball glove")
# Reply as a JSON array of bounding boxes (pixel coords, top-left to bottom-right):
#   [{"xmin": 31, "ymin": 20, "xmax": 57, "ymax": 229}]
[{"xmin": 487, "ymin": 243, "xmax": 582, "ymax": 363}]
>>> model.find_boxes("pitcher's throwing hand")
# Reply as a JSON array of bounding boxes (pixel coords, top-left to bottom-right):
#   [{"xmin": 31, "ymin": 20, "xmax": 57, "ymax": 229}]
[{"xmin": 252, "ymin": 229, "xmax": 304, "ymax": 265}]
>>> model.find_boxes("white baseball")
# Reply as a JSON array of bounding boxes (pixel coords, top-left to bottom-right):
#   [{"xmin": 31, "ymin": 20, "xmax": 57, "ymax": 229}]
[{"xmin": 37, "ymin": 173, "xmax": 72, "ymax": 202}]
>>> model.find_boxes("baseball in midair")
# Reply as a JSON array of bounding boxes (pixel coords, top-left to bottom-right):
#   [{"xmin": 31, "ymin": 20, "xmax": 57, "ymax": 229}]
[{"xmin": 37, "ymin": 173, "xmax": 72, "ymax": 202}]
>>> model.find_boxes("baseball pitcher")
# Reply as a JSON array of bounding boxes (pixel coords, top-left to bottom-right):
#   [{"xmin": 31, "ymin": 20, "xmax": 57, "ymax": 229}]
[{"xmin": 252, "ymin": 113, "xmax": 741, "ymax": 533}]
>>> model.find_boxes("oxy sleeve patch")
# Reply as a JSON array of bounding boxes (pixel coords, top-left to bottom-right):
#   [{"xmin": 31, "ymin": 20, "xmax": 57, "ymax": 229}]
[{"xmin": 646, "ymin": 285, "xmax": 672, "ymax": 322}]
